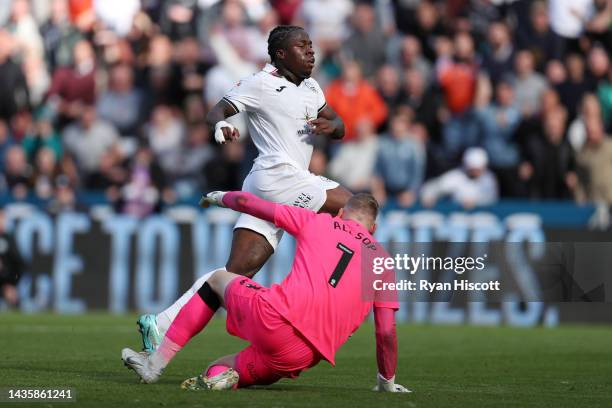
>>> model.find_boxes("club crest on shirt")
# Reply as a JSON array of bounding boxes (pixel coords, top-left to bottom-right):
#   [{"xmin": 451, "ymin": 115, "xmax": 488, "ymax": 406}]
[{"xmin": 301, "ymin": 108, "xmax": 314, "ymax": 122}]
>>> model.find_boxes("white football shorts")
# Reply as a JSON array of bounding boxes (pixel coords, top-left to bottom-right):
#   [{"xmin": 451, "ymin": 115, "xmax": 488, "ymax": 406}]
[{"xmin": 234, "ymin": 163, "xmax": 339, "ymax": 249}]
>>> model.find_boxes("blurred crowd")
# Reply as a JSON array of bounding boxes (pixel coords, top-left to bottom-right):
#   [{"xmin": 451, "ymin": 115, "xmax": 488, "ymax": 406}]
[{"xmin": 0, "ymin": 0, "xmax": 611, "ymax": 217}]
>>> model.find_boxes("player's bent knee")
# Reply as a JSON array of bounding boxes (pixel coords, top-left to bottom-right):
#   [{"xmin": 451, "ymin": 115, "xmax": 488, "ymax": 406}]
[{"xmin": 226, "ymin": 229, "xmax": 274, "ymax": 277}]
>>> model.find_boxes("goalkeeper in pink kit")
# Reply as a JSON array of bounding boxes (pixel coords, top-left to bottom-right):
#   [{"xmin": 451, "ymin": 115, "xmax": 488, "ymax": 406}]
[{"xmin": 122, "ymin": 191, "xmax": 409, "ymax": 393}]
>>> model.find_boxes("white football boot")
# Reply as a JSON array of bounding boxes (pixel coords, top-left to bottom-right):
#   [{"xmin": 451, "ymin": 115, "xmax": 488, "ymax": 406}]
[{"xmin": 121, "ymin": 348, "xmax": 163, "ymax": 384}]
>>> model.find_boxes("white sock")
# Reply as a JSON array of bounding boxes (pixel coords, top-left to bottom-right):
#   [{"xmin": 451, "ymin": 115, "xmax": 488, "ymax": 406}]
[
  {"xmin": 155, "ymin": 270, "xmax": 218, "ymax": 335},
  {"xmin": 149, "ymin": 337, "xmax": 182, "ymax": 372}
]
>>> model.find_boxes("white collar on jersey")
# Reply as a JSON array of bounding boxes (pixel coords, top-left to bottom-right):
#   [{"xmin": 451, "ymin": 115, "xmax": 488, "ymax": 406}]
[
  {"xmin": 263, "ymin": 63, "xmax": 311, "ymax": 88},
  {"xmin": 263, "ymin": 63, "xmax": 284, "ymax": 78},
  {"xmin": 263, "ymin": 63, "xmax": 279, "ymax": 75}
]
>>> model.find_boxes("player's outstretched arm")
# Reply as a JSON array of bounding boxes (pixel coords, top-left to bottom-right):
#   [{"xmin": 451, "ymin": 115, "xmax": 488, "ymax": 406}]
[
  {"xmin": 206, "ymin": 99, "xmax": 241, "ymax": 144},
  {"xmin": 199, "ymin": 191, "xmax": 277, "ymax": 224},
  {"xmin": 310, "ymin": 105, "xmax": 345, "ymax": 140},
  {"xmin": 372, "ymin": 306, "xmax": 411, "ymax": 393},
  {"xmin": 200, "ymin": 191, "xmax": 314, "ymax": 237}
]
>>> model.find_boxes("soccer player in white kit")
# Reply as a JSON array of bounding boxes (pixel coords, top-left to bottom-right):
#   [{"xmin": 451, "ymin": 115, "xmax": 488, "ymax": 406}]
[{"xmin": 136, "ymin": 26, "xmax": 352, "ymax": 352}]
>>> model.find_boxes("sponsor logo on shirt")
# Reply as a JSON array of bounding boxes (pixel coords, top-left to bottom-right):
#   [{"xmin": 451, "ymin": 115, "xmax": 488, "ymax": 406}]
[{"xmin": 297, "ymin": 108, "xmax": 315, "ymax": 136}]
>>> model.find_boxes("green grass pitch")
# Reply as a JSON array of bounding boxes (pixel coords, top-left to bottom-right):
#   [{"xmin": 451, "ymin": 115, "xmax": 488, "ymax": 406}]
[{"xmin": 1, "ymin": 313, "xmax": 611, "ymax": 407}]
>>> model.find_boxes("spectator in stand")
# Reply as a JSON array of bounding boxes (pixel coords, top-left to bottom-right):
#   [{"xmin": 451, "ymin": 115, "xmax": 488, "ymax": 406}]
[
  {"xmin": 407, "ymin": 1, "xmax": 446, "ymax": 62},
  {"xmin": 482, "ymin": 21, "xmax": 515, "ymax": 85},
  {"xmin": 371, "ymin": 112, "xmax": 425, "ymax": 208},
  {"xmin": 183, "ymin": 94, "xmax": 206, "ymax": 125},
  {"xmin": 520, "ymin": 107, "xmax": 577, "ymax": 199},
  {"xmin": 388, "ymin": 0, "xmax": 418, "ymax": 36},
  {"xmin": 30, "ymin": 146, "xmax": 60, "ymax": 199},
  {"xmin": 85, "ymin": 147, "xmax": 127, "ymax": 191},
  {"xmin": 328, "ymin": 119, "xmax": 378, "ymax": 193},
  {"xmin": 22, "ymin": 112, "xmax": 62, "ymax": 162},
  {"xmin": 517, "ymin": 0, "xmax": 564, "ymax": 67},
  {"xmin": 437, "ymin": 32, "xmax": 480, "ymax": 165},
  {"xmin": 47, "ymin": 173, "xmax": 82, "ymax": 214},
  {"xmin": 517, "ymin": 86, "xmax": 566, "ymax": 153},
  {"xmin": 585, "ymin": 0, "xmax": 612, "ymax": 52},
  {"xmin": 22, "ymin": 47, "xmax": 50, "ymax": 107},
  {"xmin": 397, "ymin": 35, "xmax": 432, "ymax": 87},
  {"xmin": 1, "ymin": 144, "xmax": 31, "ymax": 199},
  {"xmin": 159, "ymin": 0, "xmax": 199, "ymax": 41},
  {"xmin": 401, "ymin": 68, "xmax": 440, "ymax": 144},
  {"xmin": 139, "ymin": 34, "xmax": 182, "ymax": 112},
  {"xmin": 93, "ymin": 0, "xmax": 140, "ymax": 38},
  {"xmin": 40, "ymin": 0, "xmax": 83, "ymax": 73},
  {"xmin": 0, "ymin": 30, "xmax": 29, "ymax": 121},
  {"xmin": 118, "ymin": 144, "xmax": 168, "ymax": 218},
  {"xmin": 546, "ymin": 59, "xmax": 567, "ymax": 88},
  {"xmin": 145, "ymin": 105, "xmax": 185, "ymax": 177},
  {"xmin": 325, "ymin": 60, "xmax": 388, "ymax": 142},
  {"xmin": 568, "ymin": 93, "xmax": 603, "ymax": 151},
  {"xmin": 270, "ymin": 0, "xmax": 301, "ymax": 26},
  {"xmin": 301, "ymin": 0, "xmax": 353, "ymax": 53},
  {"xmin": 46, "ymin": 39, "xmax": 96, "ymax": 128},
  {"xmin": 421, "ymin": 147, "xmax": 498, "ymax": 209},
  {"xmin": 8, "ymin": 0, "xmax": 44, "ymax": 61},
  {"xmin": 557, "ymin": 54, "xmax": 590, "ymax": 120},
  {"xmin": 587, "ymin": 46, "xmax": 610, "ymax": 90},
  {"xmin": 68, "ymin": 0, "xmax": 96, "ymax": 32},
  {"xmin": 204, "ymin": 141, "xmax": 245, "ymax": 192},
  {"xmin": 97, "ymin": 64, "xmax": 142, "ymax": 137},
  {"xmin": 344, "ymin": 2, "xmax": 386, "ymax": 79},
  {"xmin": 476, "ymin": 79, "xmax": 522, "ymax": 197},
  {"xmin": 10, "ymin": 109, "xmax": 34, "ymax": 142},
  {"xmin": 62, "ymin": 104, "xmax": 121, "ymax": 187},
  {"xmin": 166, "ymin": 121, "xmax": 214, "ymax": 198},
  {"xmin": 174, "ymin": 37, "xmax": 207, "ymax": 103},
  {"xmin": 575, "ymin": 115, "xmax": 612, "ymax": 204},
  {"xmin": 461, "ymin": 0, "xmax": 503, "ymax": 44},
  {"xmin": 375, "ymin": 65, "xmax": 402, "ymax": 115},
  {"xmin": 208, "ymin": 1, "xmax": 264, "ymax": 72},
  {"xmin": 512, "ymin": 50, "xmax": 548, "ymax": 119},
  {"xmin": 548, "ymin": 0, "xmax": 594, "ymax": 54}
]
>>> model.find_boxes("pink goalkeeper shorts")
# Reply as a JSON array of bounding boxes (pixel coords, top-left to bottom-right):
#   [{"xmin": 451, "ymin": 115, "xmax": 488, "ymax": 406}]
[{"xmin": 224, "ymin": 277, "xmax": 321, "ymax": 387}]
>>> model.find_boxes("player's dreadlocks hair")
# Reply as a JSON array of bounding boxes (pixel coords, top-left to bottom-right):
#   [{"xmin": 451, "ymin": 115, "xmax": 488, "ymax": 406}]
[{"xmin": 267, "ymin": 25, "xmax": 304, "ymax": 63}]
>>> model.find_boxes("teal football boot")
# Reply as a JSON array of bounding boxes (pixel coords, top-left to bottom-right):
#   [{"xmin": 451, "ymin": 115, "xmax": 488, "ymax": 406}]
[{"xmin": 137, "ymin": 314, "xmax": 161, "ymax": 353}]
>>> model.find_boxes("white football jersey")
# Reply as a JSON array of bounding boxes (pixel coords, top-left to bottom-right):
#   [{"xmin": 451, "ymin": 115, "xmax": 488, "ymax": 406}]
[{"xmin": 223, "ymin": 63, "xmax": 327, "ymax": 171}]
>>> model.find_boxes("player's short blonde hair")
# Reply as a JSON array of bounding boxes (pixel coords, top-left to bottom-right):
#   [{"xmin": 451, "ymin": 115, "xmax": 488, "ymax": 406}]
[{"xmin": 345, "ymin": 193, "xmax": 379, "ymax": 222}]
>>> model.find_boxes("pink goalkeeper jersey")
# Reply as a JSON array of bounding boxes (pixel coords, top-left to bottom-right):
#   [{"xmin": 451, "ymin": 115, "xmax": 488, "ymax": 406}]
[{"xmin": 262, "ymin": 204, "xmax": 399, "ymax": 365}]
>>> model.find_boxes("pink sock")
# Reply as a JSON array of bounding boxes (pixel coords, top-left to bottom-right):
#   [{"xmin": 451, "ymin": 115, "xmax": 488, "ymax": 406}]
[
  {"xmin": 150, "ymin": 337, "xmax": 182, "ymax": 371},
  {"xmin": 165, "ymin": 292, "xmax": 217, "ymax": 347},
  {"xmin": 206, "ymin": 365, "xmax": 238, "ymax": 389},
  {"xmin": 206, "ymin": 365, "xmax": 231, "ymax": 377}
]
